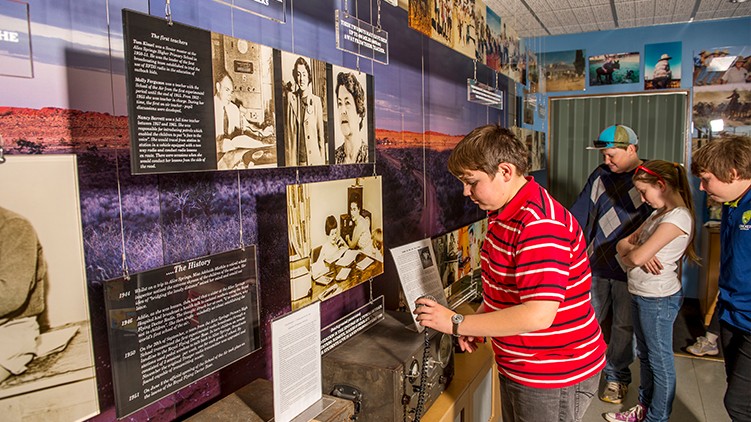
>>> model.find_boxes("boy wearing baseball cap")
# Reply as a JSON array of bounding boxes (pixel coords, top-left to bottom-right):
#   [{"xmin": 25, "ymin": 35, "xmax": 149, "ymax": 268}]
[{"xmin": 571, "ymin": 124, "xmax": 653, "ymax": 404}]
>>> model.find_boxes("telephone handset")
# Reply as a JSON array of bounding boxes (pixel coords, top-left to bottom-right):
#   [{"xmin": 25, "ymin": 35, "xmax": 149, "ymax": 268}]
[{"xmin": 412, "ymin": 295, "xmax": 436, "ymax": 422}]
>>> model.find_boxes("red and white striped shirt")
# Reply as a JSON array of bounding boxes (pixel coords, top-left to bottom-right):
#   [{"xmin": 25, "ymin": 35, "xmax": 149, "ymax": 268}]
[{"xmin": 483, "ymin": 177, "xmax": 606, "ymax": 388}]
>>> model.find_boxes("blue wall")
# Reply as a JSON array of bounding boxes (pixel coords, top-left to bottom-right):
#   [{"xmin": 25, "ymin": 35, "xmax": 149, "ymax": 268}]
[{"xmin": 525, "ymin": 16, "xmax": 751, "ymax": 297}]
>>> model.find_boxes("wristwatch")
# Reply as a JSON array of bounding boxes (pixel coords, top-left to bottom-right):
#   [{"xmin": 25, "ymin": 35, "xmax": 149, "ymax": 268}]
[{"xmin": 451, "ymin": 313, "xmax": 464, "ymax": 337}]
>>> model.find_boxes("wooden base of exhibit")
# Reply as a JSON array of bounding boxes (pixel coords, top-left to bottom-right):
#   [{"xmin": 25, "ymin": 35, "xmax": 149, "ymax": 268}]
[{"xmin": 187, "ymin": 378, "xmax": 354, "ymax": 422}]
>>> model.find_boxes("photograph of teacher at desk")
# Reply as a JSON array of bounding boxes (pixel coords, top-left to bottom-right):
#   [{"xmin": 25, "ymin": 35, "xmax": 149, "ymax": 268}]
[
  {"xmin": 210, "ymin": 33, "xmax": 277, "ymax": 170},
  {"xmin": 287, "ymin": 177, "xmax": 384, "ymax": 310}
]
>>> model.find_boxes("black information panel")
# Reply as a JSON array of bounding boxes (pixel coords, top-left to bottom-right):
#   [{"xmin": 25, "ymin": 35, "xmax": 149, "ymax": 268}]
[
  {"xmin": 123, "ymin": 9, "xmax": 216, "ymax": 174},
  {"xmin": 103, "ymin": 247, "xmax": 261, "ymax": 417}
]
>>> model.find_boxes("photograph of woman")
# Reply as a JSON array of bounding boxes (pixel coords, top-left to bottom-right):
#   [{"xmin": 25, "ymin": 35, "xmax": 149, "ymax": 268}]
[
  {"xmin": 281, "ymin": 53, "xmax": 327, "ymax": 166},
  {"xmin": 332, "ymin": 65, "xmax": 370, "ymax": 164},
  {"xmin": 344, "ymin": 192, "xmax": 374, "ymax": 253}
]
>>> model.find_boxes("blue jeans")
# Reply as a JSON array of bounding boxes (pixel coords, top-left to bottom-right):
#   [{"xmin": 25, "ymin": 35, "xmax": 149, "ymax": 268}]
[
  {"xmin": 632, "ymin": 291, "xmax": 683, "ymax": 422},
  {"xmin": 499, "ymin": 372, "xmax": 600, "ymax": 422},
  {"xmin": 720, "ymin": 321, "xmax": 751, "ymax": 421},
  {"xmin": 590, "ymin": 277, "xmax": 633, "ymax": 384}
]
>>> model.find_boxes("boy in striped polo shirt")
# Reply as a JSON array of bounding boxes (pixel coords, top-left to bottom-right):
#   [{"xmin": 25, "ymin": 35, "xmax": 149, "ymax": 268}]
[{"xmin": 416, "ymin": 125, "xmax": 606, "ymax": 421}]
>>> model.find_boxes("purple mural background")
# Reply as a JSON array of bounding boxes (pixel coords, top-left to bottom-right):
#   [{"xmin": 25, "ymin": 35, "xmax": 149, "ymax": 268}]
[{"xmin": 0, "ymin": 0, "xmax": 505, "ymax": 419}]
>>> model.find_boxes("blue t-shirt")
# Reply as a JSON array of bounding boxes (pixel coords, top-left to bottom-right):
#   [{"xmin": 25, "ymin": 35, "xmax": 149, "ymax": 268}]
[
  {"xmin": 718, "ymin": 187, "xmax": 751, "ymax": 334},
  {"xmin": 570, "ymin": 163, "xmax": 652, "ymax": 281}
]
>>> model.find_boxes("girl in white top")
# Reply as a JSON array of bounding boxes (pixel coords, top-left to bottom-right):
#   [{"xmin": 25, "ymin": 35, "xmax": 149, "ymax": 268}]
[{"xmin": 609, "ymin": 160, "xmax": 700, "ymax": 422}]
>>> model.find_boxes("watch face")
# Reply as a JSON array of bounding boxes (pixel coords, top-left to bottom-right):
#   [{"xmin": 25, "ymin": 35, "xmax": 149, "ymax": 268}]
[{"xmin": 451, "ymin": 313, "xmax": 464, "ymax": 324}]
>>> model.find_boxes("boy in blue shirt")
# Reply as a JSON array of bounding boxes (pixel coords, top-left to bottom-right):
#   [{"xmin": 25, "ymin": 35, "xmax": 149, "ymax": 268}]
[{"xmin": 691, "ymin": 135, "xmax": 751, "ymax": 421}]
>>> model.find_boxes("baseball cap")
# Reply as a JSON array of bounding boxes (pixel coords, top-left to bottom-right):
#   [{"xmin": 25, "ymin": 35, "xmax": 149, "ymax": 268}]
[{"xmin": 587, "ymin": 124, "xmax": 639, "ymax": 150}]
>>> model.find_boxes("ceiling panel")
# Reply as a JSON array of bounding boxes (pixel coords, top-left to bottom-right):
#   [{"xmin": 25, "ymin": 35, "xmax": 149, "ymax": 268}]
[
  {"xmin": 566, "ymin": 0, "xmax": 591, "ymax": 8},
  {"xmin": 545, "ymin": 0, "xmax": 573, "ymax": 11},
  {"xmin": 615, "ymin": 2, "xmax": 636, "ymax": 20},
  {"xmin": 653, "ymin": 15, "xmax": 674, "ymax": 24},
  {"xmin": 555, "ymin": 9, "xmax": 580, "ymax": 25},
  {"xmin": 579, "ymin": 23, "xmax": 600, "ymax": 32},
  {"xmin": 634, "ymin": 17, "xmax": 655, "ymax": 26},
  {"xmin": 591, "ymin": 5, "xmax": 614, "ymax": 21},
  {"xmin": 576, "ymin": 7, "xmax": 597, "ymax": 22},
  {"xmin": 694, "ymin": 11, "xmax": 715, "ymax": 20},
  {"xmin": 537, "ymin": 11, "xmax": 563, "ymax": 27},
  {"xmin": 655, "ymin": 0, "xmax": 676, "ymax": 16},
  {"xmin": 598, "ymin": 19, "xmax": 618, "ymax": 30},
  {"xmin": 697, "ymin": 0, "xmax": 722, "ymax": 12},
  {"xmin": 713, "ymin": 8, "xmax": 737, "ymax": 18},
  {"xmin": 480, "ymin": 0, "xmax": 750, "ymax": 38},
  {"xmin": 635, "ymin": 4, "xmax": 657, "ymax": 19}
]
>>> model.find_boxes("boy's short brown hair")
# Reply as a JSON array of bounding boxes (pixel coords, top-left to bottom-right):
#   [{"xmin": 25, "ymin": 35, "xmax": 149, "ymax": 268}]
[
  {"xmin": 448, "ymin": 125, "xmax": 529, "ymax": 177},
  {"xmin": 691, "ymin": 135, "xmax": 751, "ymax": 183}
]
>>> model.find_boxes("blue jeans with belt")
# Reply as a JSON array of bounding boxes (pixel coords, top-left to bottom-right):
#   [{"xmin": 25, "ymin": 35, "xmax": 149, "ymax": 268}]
[
  {"xmin": 590, "ymin": 276, "xmax": 633, "ymax": 385},
  {"xmin": 632, "ymin": 291, "xmax": 683, "ymax": 422}
]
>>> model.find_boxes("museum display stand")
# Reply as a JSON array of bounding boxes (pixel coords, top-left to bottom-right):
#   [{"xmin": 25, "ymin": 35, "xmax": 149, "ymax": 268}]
[
  {"xmin": 186, "ymin": 378, "xmax": 354, "ymax": 422},
  {"xmin": 422, "ymin": 304, "xmax": 501, "ymax": 422}
]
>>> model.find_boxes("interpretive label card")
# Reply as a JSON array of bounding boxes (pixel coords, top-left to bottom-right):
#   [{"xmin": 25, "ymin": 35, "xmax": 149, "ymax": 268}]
[
  {"xmin": 123, "ymin": 9, "xmax": 216, "ymax": 173},
  {"xmin": 390, "ymin": 238, "xmax": 447, "ymax": 332},
  {"xmin": 103, "ymin": 247, "xmax": 261, "ymax": 417},
  {"xmin": 0, "ymin": 0, "xmax": 33, "ymax": 77},
  {"xmin": 214, "ymin": 0, "xmax": 286, "ymax": 23},
  {"xmin": 321, "ymin": 296, "xmax": 384, "ymax": 354},
  {"xmin": 335, "ymin": 10, "xmax": 388, "ymax": 65},
  {"xmin": 271, "ymin": 302, "xmax": 321, "ymax": 422}
]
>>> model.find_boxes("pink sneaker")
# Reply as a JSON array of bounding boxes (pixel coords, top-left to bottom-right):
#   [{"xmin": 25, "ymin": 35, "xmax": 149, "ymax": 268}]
[{"xmin": 604, "ymin": 403, "xmax": 646, "ymax": 422}]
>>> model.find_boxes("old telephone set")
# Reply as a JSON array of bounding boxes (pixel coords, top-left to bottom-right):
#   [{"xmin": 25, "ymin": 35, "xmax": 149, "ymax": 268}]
[{"xmin": 321, "ymin": 309, "xmax": 453, "ymax": 421}]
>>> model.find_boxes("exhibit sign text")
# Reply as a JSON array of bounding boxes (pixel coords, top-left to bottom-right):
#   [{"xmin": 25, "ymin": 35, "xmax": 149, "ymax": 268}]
[{"xmin": 103, "ymin": 247, "xmax": 261, "ymax": 417}]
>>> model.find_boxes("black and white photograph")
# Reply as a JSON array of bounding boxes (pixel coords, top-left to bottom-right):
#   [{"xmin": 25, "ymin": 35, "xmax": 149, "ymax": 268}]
[
  {"xmin": 524, "ymin": 128, "xmax": 546, "ymax": 172},
  {"xmin": 419, "ymin": 246, "xmax": 434, "ymax": 269},
  {"xmin": 0, "ymin": 155, "xmax": 99, "ymax": 421},
  {"xmin": 332, "ymin": 64, "xmax": 372, "ymax": 164},
  {"xmin": 287, "ymin": 177, "xmax": 384, "ymax": 310},
  {"xmin": 211, "ymin": 33, "xmax": 277, "ymax": 170},
  {"xmin": 280, "ymin": 51, "xmax": 330, "ymax": 167}
]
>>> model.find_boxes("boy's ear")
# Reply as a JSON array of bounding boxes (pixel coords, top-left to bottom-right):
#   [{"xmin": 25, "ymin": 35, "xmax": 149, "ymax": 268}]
[
  {"xmin": 729, "ymin": 168, "xmax": 740, "ymax": 181},
  {"xmin": 497, "ymin": 162, "xmax": 516, "ymax": 181}
]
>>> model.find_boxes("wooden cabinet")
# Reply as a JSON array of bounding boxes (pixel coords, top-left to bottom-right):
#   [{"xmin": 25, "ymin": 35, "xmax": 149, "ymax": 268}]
[
  {"xmin": 422, "ymin": 341, "xmax": 501, "ymax": 422},
  {"xmin": 698, "ymin": 223, "xmax": 721, "ymax": 327}
]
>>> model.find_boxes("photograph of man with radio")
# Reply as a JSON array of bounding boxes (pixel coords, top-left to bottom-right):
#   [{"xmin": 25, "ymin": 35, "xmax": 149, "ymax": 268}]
[{"xmin": 414, "ymin": 125, "xmax": 606, "ymax": 422}]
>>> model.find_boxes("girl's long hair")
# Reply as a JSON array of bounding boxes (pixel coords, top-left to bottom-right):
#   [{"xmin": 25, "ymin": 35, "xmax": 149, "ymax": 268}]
[{"xmin": 633, "ymin": 160, "xmax": 700, "ymax": 264}]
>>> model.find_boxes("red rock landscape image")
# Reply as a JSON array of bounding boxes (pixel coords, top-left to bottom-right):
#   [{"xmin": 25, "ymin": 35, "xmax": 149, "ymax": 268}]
[
  {"xmin": 0, "ymin": 107, "xmax": 129, "ymax": 153},
  {"xmin": 375, "ymin": 128, "xmax": 464, "ymax": 151}
]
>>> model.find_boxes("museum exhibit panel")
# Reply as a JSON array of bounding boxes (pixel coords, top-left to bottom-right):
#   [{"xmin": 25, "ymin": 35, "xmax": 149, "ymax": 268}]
[{"xmin": 0, "ymin": 0, "xmax": 750, "ymax": 420}]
